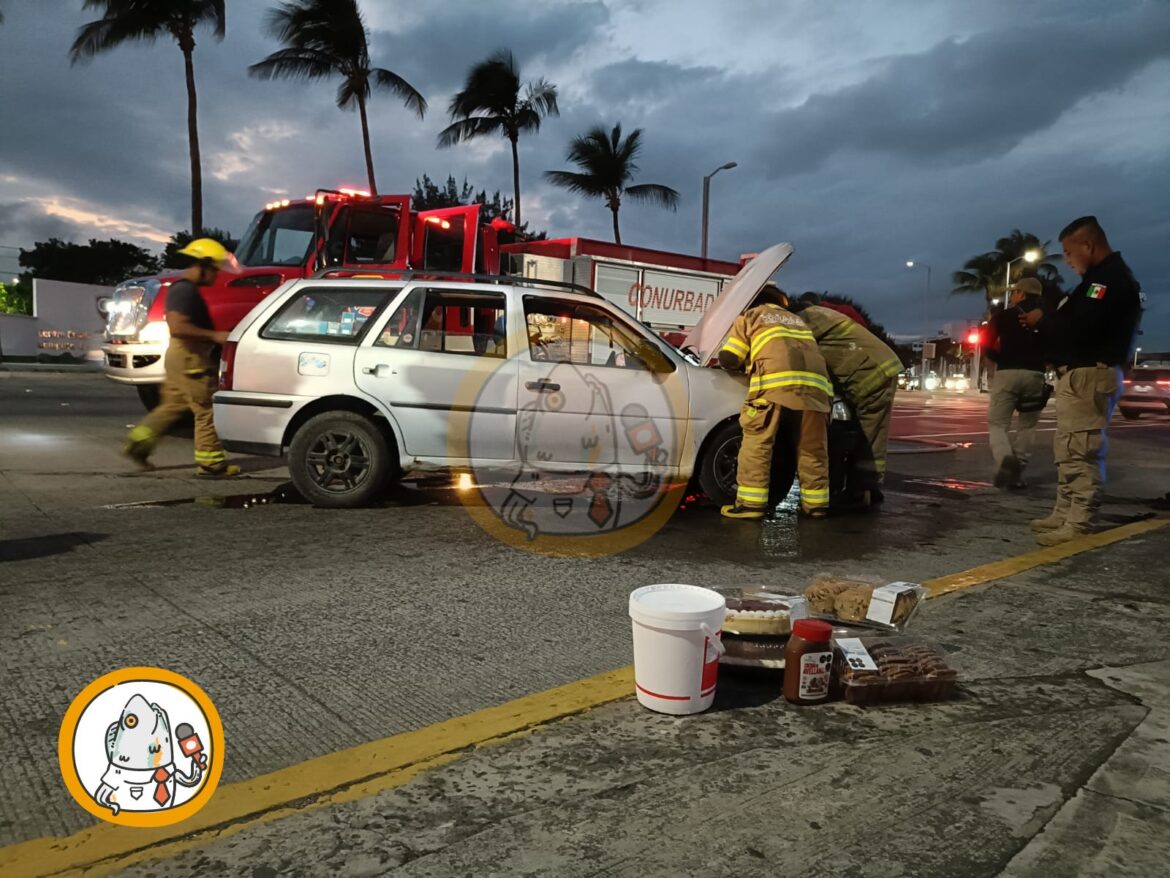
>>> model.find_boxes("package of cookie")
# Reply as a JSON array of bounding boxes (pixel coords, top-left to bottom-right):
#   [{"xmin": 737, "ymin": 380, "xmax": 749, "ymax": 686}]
[
  {"xmin": 714, "ymin": 588, "xmax": 808, "ymax": 636},
  {"xmin": 832, "ymin": 635, "xmax": 959, "ymax": 705},
  {"xmin": 804, "ymin": 577, "xmax": 927, "ymax": 631}
]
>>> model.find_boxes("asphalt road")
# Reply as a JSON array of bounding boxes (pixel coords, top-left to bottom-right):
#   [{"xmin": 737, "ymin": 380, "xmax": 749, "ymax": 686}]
[{"xmin": 2, "ymin": 373, "xmax": 1169, "ymax": 877}]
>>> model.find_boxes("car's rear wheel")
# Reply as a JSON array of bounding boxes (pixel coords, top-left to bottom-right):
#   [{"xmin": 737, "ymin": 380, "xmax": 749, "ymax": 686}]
[
  {"xmin": 1120, "ymin": 408, "xmax": 1142, "ymax": 420},
  {"xmin": 288, "ymin": 411, "xmax": 391, "ymax": 508},
  {"xmin": 697, "ymin": 419, "xmax": 796, "ymax": 508}
]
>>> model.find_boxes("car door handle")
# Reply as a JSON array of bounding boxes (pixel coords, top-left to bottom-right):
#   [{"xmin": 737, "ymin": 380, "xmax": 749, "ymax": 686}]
[
  {"xmin": 526, "ymin": 380, "xmax": 560, "ymax": 392},
  {"xmin": 362, "ymin": 364, "xmax": 392, "ymax": 376}
]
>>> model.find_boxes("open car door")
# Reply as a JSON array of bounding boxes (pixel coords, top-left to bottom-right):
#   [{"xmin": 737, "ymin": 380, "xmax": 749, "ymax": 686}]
[
  {"xmin": 412, "ymin": 205, "xmax": 481, "ymax": 274},
  {"xmin": 682, "ymin": 242, "xmax": 794, "ymax": 364}
]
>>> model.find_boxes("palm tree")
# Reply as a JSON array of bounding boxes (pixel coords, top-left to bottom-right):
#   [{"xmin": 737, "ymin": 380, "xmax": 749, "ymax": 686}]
[
  {"xmin": 952, "ymin": 229, "xmax": 1064, "ymax": 303},
  {"xmin": 70, "ymin": 1, "xmax": 226, "ymax": 235},
  {"xmin": 437, "ymin": 50, "xmax": 558, "ymax": 228},
  {"xmin": 545, "ymin": 124, "xmax": 679, "ymax": 245},
  {"xmin": 250, "ymin": 0, "xmax": 426, "ymax": 195}
]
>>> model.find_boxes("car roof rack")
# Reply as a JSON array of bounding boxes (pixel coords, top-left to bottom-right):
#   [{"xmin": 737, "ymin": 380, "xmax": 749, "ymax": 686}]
[{"xmin": 307, "ymin": 267, "xmax": 601, "ymax": 299}]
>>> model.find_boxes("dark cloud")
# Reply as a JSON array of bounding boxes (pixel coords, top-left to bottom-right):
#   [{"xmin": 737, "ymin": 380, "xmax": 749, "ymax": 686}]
[{"xmin": 753, "ymin": 3, "xmax": 1170, "ymax": 177}]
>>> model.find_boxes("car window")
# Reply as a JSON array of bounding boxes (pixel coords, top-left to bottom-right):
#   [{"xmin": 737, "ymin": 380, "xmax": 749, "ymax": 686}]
[
  {"xmin": 377, "ymin": 288, "xmax": 506, "ymax": 358},
  {"xmin": 261, "ymin": 287, "xmax": 393, "ymax": 344},
  {"xmin": 327, "ymin": 204, "xmax": 402, "ymax": 265},
  {"xmin": 523, "ymin": 297, "xmax": 674, "ymax": 372}
]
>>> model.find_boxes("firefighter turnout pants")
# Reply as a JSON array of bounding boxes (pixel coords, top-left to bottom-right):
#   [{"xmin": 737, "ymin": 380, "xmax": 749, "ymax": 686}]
[
  {"xmin": 127, "ymin": 345, "xmax": 228, "ymax": 471},
  {"xmin": 1051, "ymin": 365, "xmax": 1121, "ymax": 530},
  {"xmin": 735, "ymin": 398, "xmax": 829, "ymax": 514},
  {"xmin": 851, "ymin": 377, "xmax": 897, "ymax": 489}
]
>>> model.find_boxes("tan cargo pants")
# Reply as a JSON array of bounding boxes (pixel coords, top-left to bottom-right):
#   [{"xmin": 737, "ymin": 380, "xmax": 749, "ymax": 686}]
[
  {"xmin": 735, "ymin": 399, "xmax": 829, "ymax": 513},
  {"xmin": 988, "ymin": 369, "xmax": 1047, "ymax": 467},
  {"xmin": 851, "ymin": 378, "xmax": 897, "ymax": 488},
  {"xmin": 1051, "ymin": 365, "xmax": 1121, "ymax": 529},
  {"xmin": 128, "ymin": 344, "xmax": 227, "ymax": 470}
]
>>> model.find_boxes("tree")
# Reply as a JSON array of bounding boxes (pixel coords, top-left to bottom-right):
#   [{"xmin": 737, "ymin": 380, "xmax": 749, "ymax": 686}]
[
  {"xmin": 18, "ymin": 238, "xmax": 160, "ymax": 286},
  {"xmin": 411, "ymin": 173, "xmax": 547, "ymax": 239},
  {"xmin": 545, "ymin": 124, "xmax": 678, "ymax": 245},
  {"xmin": 162, "ymin": 228, "xmax": 239, "ymax": 269},
  {"xmin": 952, "ymin": 229, "xmax": 1064, "ymax": 303},
  {"xmin": 0, "ymin": 277, "xmax": 34, "ymax": 315},
  {"xmin": 250, "ymin": 0, "xmax": 426, "ymax": 195},
  {"xmin": 437, "ymin": 50, "xmax": 558, "ymax": 228},
  {"xmin": 71, "ymin": 1, "xmax": 226, "ymax": 235}
]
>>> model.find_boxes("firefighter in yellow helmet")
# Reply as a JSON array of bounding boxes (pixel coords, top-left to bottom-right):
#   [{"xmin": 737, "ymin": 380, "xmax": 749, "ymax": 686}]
[
  {"xmin": 718, "ymin": 285, "xmax": 833, "ymax": 519},
  {"xmin": 792, "ymin": 293, "xmax": 903, "ymax": 503},
  {"xmin": 123, "ymin": 238, "xmax": 241, "ymax": 477}
]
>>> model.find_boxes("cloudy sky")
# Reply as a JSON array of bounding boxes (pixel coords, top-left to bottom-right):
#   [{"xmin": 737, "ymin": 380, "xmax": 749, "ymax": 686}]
[{"xmin": 1, "ymin": 0, "xmax": 1168, "ymax": 344}]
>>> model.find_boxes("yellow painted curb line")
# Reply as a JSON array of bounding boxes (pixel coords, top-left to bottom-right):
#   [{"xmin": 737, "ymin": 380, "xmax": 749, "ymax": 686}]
[
  {"xmin": 922, "ymin": 517, "xmax": 1170, "ymax": 598},
  {"xmin": 0, "ymin": 667, "xmax": 635, "ymax": 878},
  {"xmin": 4, "ymin": 517, "xmax": 1167, "ymax": 876}
]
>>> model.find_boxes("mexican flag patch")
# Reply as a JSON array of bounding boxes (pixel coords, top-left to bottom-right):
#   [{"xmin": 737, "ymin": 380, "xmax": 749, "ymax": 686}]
[{"xmin": 1086, "ymin": 283, "xmax": 1107, "ymax": 299}]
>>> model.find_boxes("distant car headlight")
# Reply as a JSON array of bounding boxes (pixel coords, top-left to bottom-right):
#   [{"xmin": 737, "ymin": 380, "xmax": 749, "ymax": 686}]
[
  {"xmin": 925, "ymin": 376, "xmax": 940, "ymax": 391},
  {"xmin": 138, "ymin": 321, "xmax": 170, "ymax": 345}
]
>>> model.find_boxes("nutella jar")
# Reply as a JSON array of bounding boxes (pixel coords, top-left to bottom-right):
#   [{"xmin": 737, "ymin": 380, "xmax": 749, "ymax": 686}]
[{"xmin": 783, "ymin": 619, "xmax": 835, "ymax": 704}]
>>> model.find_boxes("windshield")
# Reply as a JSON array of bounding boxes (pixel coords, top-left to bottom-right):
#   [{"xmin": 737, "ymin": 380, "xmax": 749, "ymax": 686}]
[{"xmin": 235, "ymin": 204, "xmax": 315, "ymax": 267}]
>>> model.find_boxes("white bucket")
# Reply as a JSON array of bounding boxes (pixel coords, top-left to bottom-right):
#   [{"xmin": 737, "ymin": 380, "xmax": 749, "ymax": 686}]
[{"xmin": 629, "ymin": 584, "xmax": 727, "ymax": 715}]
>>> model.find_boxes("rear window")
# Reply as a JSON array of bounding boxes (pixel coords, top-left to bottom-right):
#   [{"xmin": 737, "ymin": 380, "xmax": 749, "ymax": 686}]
[
  {"xmin": 261, "ymin": 287, "xmax": 395, "ymax": 344},
  {"xmin": 1128, "ymin": 368, "xmax": 1170, "ymax": 382}
]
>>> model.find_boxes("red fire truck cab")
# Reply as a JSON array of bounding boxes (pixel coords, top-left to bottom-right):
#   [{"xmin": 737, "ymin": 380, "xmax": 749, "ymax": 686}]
[{"xmin": 103, "ymin": 189, "xmax": 511, "ymax": 408}]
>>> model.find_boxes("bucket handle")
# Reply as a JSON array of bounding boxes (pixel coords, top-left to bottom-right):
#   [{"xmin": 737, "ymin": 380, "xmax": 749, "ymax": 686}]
[{"xmin": 700, "ymin": 622, "xmax": 725, "ymax": 656}]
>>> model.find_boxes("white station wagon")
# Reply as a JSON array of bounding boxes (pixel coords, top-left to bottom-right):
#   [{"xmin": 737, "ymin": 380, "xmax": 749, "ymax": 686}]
[{"xmin": 213, "ymin": 245, "xmax": 854, "ymax": 508}]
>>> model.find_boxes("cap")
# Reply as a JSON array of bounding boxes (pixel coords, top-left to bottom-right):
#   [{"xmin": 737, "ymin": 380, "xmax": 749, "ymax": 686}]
[
  {"xmin": 1010, "ymin": 278, "xmax": 1042, "ymax": 297},
  {"xmin": 792, "ymin": 619, "xmax": 833, "ymax": 641}
]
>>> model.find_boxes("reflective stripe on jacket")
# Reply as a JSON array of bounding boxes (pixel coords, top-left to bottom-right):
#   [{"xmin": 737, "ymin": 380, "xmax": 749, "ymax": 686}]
[
  {"xmin": 721, "ymin": 304, "xmax": 831, "ymax": 412},
  {"xmin": 798, "ymin": 305, "xmax": 902, "ymax": 401}
]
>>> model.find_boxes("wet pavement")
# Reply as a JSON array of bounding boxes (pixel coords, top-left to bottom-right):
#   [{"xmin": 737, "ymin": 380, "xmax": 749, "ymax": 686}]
[{"xmin": 3, "ymin": 374, "xmax": 1170, "ymax": 876}]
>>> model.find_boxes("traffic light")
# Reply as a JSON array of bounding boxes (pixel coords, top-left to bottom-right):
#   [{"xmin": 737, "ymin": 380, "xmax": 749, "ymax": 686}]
[{"xmin": 966, "ymin": 329, "xmax": 981, "ymax": 346}]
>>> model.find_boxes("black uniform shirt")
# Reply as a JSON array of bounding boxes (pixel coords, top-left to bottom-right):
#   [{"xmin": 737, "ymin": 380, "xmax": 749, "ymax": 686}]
[
  {"xmin": 165, "ymin": 279, "xmax": 213, "ymax": 330},
  {"xmin": 1037, "ymin": 251, "xmax": 1141, "ymax": 368},
  {"xmin": 985, "ymin": 300, "xmax": 1046, "ymax": 372}
]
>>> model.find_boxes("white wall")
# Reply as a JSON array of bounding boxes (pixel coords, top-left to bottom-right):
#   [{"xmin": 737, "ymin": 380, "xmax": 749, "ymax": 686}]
[{"xmin": 0, "ymin": 279, "xmax": 111, "ymax": 360}]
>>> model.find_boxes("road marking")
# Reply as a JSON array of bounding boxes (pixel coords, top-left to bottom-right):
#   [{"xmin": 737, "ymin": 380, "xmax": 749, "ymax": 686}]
[
  {"xmin": 3, "ymin": 517, "xmax": 1168, "ymax": 877},
  {"xmin": 923, "ymin": 517, "xmax": 1170, "ymax": 597}
]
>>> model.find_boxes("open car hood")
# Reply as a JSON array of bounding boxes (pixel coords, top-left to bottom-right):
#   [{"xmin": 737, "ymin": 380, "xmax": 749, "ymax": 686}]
[{"xmin": 682, "ymin": 242, "xmax": 794, "ymax": 363}]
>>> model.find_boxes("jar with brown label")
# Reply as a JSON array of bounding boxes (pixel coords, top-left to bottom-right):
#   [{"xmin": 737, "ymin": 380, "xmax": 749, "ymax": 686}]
[{"xmin": 783, "ymin": 619, "xmax": 835, "ymax": 704}]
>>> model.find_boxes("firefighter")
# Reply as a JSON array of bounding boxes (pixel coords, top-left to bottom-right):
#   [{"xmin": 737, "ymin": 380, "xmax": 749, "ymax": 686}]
[
  {"xmin": 1020, "ymin": 216, "xmax": 1142, "ymax": 545},
  {"xmin": 790, "ymin": 295, "xmax": 903, "ymax": 502},
  {"xmin": 123, "ymin": 239, "xmax": 240, "ymax": 477},
  {"xmin": 718, "ymin": 286, "xmax": 833, "ymax": 519}
]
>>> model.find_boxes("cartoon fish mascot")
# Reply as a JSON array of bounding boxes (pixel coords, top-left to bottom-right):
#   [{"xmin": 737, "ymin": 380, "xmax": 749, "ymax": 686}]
[{"xmin": 92, "ymin": 694, "xmax": 206, "ymax": 815}]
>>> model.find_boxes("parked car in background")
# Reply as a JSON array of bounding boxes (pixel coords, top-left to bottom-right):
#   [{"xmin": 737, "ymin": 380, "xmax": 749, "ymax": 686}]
[{"xmin": 1119, "ymin": 363, "xmax": 1170, "ymax": 420}]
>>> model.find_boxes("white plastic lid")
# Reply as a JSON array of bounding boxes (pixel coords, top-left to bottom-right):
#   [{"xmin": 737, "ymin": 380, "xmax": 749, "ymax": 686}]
[{"xmin": 629, "ymin": 584, "xmax": 727, "ymax": 624}]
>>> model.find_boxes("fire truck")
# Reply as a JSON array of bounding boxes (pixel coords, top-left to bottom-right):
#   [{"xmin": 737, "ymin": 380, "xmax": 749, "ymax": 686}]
[
  {"xmin": 498, "ymin": 237, "xmax": 743, "ymax": 348},
  {"xmin": 102, "ymin": 189, "xmax": 512, "ymax": 409}
]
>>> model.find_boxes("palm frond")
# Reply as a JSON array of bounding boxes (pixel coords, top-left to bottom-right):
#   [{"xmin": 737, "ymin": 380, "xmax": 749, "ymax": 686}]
[
  {"xmin": 525, "ymin": 79, "xmax": 558, "ymax": 117},
  {"xmin": 436, "ymin": 115, "xmax": 507, "ymax": 148},
  {"xmin": 624, "ymin": 183, "xmax": 679, "ymax": 210},
  {"xmin": 372, "ymin": 67, "xmax": 426, "ymax": 118},
  {"xmin": 249, "ymin": 46, "xmax": 338, "ymax": 81},
  {"xmin": 543, "ymin": 170, "xmax": 610, "ymax": 198}
]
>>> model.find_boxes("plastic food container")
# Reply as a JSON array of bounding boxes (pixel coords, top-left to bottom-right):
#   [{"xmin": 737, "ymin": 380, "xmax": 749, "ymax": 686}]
[
  {"xmin": 804, "ymin": 577, "xmax": 928, "ymax": 631},
  {"xmin": 719, "ymin": 633, "xmax": 788, "ymax": 669},
  {"xmin": 832, "ymin": 635, "xmax": 959, "ymax": 705},
  {"xmin": 715, "ymin": 587, "xmax": 808, "ymax": 636}
]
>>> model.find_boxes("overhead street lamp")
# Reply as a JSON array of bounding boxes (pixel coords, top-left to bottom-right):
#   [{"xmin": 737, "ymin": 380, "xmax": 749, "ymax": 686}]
[
  {"xmin": 1004, "ymin": 249, "xmax": 1041, "ymax": 300},
  {"xmin": 1134, "ymin": 346, "xmax": 1143, "ymax": 369},
  {"xmin": 700, "ymin": 161, "xmax": 737, "ymax": 260},
  {"xmin": 906, "ymin": 260, "xmax": 932, "ymax": 382}
]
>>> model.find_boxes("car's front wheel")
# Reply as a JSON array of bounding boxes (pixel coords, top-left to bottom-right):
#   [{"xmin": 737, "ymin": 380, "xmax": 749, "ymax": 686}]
[
  {"xmin": 697, "ymin": 419, "xmax": 796, "ymax": 508},
  {"xmin": 288, "ymin": 411, "xmax": 392, "ymax": 508},
  {"xmin": 1120, "ymin": 408, "xmax": 1142, "ymax": 420},
  {"xmin": 136, "ymin": 383, "xmax": 161, "ymax": 411}
]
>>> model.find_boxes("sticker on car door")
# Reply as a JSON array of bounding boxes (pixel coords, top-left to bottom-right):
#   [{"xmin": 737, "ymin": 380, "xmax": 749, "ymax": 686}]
[{"xmin": 298, "ymin": 352, "xmax": 330, "ymax": 376}]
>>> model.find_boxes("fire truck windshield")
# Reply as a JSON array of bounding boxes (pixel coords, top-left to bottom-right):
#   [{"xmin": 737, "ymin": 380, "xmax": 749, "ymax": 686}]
[{"xmin": 235, "ymin": 204, "xmax": 315, "ymax": 267}]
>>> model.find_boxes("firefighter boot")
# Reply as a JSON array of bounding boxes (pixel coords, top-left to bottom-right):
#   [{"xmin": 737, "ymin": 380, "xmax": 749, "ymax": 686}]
[
  {"xmin": 721, "ymin": 504, "xmax": 766, "ymax": 520},
  {"xmin": 195, "ymin": 464, "xmax": 242, "ymax": 479},
  {"xmin": 122, "ymin": 426, "xmax": 157, "ymax": 471}
]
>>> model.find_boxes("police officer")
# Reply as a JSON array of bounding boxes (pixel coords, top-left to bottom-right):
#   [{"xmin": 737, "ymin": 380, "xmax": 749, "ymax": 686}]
[
  {"xmin": 791, "ymin": 294, "xmax": 903, "ymax": 502},
  {"xmin": 123, "ymin": 239, "xmax": 241, "ymax": 477},
  {"xmin": 984, "ymin": 277, "xmax": 1047, "ymax": 489},
  {"xmin": 718, "ymin": 287, "xmax": 833, "ymax": 519},
  {"xmin": 1020, "ymin": 216, "xmax": 1141, "ymax": 545}
]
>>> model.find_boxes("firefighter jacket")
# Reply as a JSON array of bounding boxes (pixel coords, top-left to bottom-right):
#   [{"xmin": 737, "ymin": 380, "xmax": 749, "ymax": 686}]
[
  {"xmin": 719, "ymin": 304, "xmax": 831, "ymax": 413},
  {"xmin": 798, "ymin": 305, "xmax": 904, "ymax": 400}
]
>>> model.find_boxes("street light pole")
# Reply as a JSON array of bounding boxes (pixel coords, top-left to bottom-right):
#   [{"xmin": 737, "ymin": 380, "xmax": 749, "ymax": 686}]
[
  {"xmin": 1003, "ymin": 249, "xmax": 1041, "ymax": 303},
  {"xmin": 700, "ymin": 161, "xmax": 737, "ymax": 260},
  {"xmin": 1134, "ymin": 347, "xmax": 1142, "ymax": 369},
  {"xmin": 907, "ymin": 261, "xmax": 932, "ymax": 381}
]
